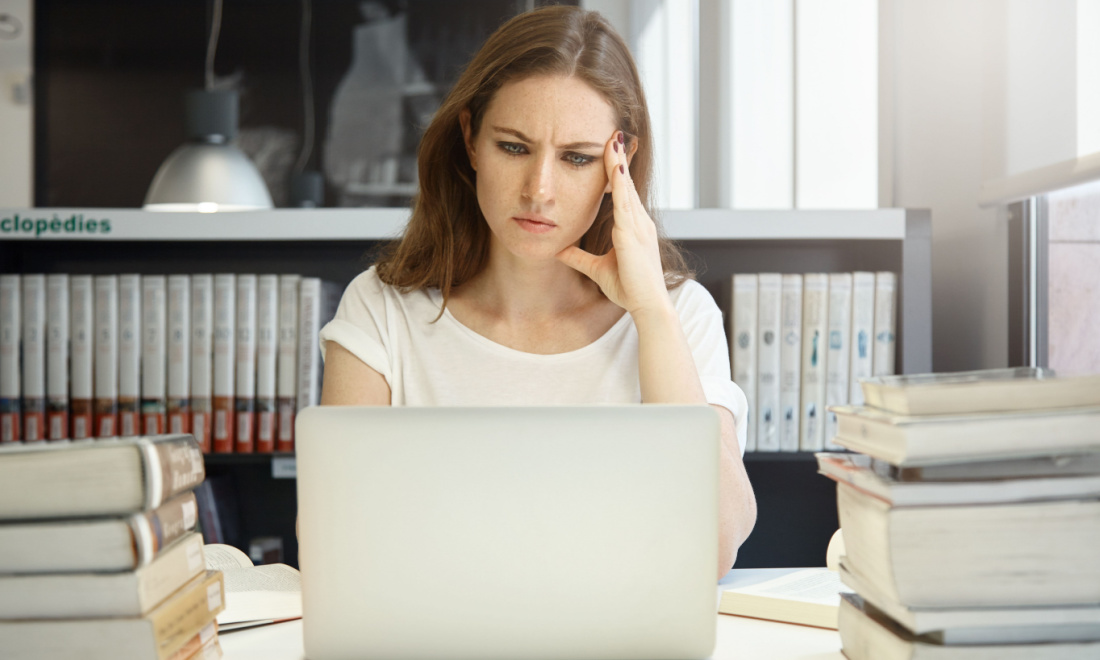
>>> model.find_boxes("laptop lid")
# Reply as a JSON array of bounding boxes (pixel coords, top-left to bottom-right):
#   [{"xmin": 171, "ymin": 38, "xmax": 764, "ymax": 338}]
[{"xmin": 295, "ymin": 405, "xmax": 719, "ymax": 660}]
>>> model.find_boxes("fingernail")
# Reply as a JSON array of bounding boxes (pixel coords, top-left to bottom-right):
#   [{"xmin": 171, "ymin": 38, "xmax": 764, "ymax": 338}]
[
  {"xmin": 618, "ymin": 132, "xmax": 624, "ymax": 144},
  {"xmin": 613, "ymin": 141, "xmax": 618, "ymax": 153},
  {"xmin": 619, "ymin": 164, "xmax": 625, "ymax": 174}
]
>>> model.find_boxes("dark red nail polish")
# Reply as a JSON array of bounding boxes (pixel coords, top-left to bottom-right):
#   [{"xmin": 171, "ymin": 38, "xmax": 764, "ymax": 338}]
[
  {"xmin": 619, "ymin": 164, "xmax": 625, "ymax": 174},
  {"xmin": 613, "ymin": 141, "xmax": 618, "ymax": 153},
  {"xmin": 618, "ymin": 132, "xmax": 624, "ymax": 144}
]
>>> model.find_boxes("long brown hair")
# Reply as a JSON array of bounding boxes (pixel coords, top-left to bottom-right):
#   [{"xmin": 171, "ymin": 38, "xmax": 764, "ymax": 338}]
[{"xmin": 374, "ymin": 5, "xmax": 693, "ymax": 307}]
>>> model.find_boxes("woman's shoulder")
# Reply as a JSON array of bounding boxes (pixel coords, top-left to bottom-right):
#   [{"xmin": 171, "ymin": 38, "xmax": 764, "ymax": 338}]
[
  {"xmin": 342, "ymin": 265, "xmax": 438, "ymax": 312},
  {"xmin": 669, "ymin": 278, "xmax": 720, "ymax": 315}
]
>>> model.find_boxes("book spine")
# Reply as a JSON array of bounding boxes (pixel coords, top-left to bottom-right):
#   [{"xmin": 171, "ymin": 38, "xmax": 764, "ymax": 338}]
[
  {"xmin": 755, "ymin": 273, "xmax": 782, "ymax": 452},
  {"xmin": 730, "ymin": 274, "xmax": 758, "ymax": 452},
  {"xmin": 45, "ymin": 274, "xmax": 69, "ymax": 440},
  {"xmin": 70, "ymin": 275, "xmax": 94, "ymax": 440},
  {"xmin": 141, "ymin": 434, "xmax": 206, "ymax": 509},
  {"xmin": 163, "ymin": 621, "xmax": 217, "ymax": 660},
  {"xmin": 117, "ymin": 274, "xmax": 142, "ymax": 437},
  {"xmin": 148, "ymin": 570, "xmax": 225, "ymax": 660},
  {"xmin": 94, "ymin": 275, "xmax": 119, "ymax": 438},
  {"xmin": 872, "ymin": 271, "xmax": 897, "ymax": 377},
  {"xmin": 167, "ymin": 275, "xmax": 191, "ymax": 434},
  {"xmin": 0, "ymin": 275, "xmax": 20, "ymax": 443},
  {"xmin": 190, "ymin": 275, "xmax": 214, "ymax": 452},
  {"xmin": 142, "ymin": 275, "xmax": 168, "ymax": 435},
  {"xmin": 21, "ymin": 274, "xmax": 46, "ymax": 442},
  {"xmin": 134, "ymin": 532, "xmax": 206, "ymax": 614},
  {"xmin": 276, "ymin": 274, "xmax": 300, "ymax": 452},
  {"xmin": 848, "ymin": 271, "xmax": 876, "ymax": 405},
  {"xmin": 799, "ymin": 273, "xmax": 828, "ymax": 451},
  {"xmin": 824, "ymin": 273, "xmax": 853, "ymax": 450},
  {"xmin": 131, "ymin": 491, "xmax": 200, "ymax": 567},
  {"xmin": 212, "ymin": 274, "xmax": 235, "ymax": 453},
  {"xmin": 255, "ymin": 274, "xmax": 279, "ymax": 453},
  {"xmin": 778, "ymin": 274, "xmax": 802, "ymax": 452},
  {"xmin": 234, "ymin": 274, "xmax": 257, "ymax": 453}
]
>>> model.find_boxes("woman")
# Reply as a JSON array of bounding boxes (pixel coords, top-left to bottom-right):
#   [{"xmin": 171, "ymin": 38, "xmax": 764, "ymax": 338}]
[{"xmin": 319, "ymin": 5, "xmax": 756, "ymax": 578}]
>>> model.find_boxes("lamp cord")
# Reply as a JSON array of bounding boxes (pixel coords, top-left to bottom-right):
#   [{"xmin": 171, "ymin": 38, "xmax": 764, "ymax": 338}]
[
  {"xmin": 294, "ymin": 0, "xmax": 315, "ymax": 175},
  {"xmin": 205, "ymin": 0, "xmax": 224, "ymax": 90}
]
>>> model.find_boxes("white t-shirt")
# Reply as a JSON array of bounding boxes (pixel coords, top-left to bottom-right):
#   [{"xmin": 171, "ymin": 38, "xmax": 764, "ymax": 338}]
[{"xmin": 319, "ymin": 267, "xmax": 748, "ymax": 454}]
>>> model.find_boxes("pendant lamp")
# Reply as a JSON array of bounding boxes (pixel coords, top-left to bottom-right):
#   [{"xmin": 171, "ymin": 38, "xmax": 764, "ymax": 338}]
[{"xmin": 144, "ymin": 89, "xmax": 273, "ymax": 212}]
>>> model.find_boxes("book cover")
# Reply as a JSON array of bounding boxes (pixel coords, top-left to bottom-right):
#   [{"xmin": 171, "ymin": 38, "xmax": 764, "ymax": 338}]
[
  {"xmin": 799, "ymin": 273, "xmax": 828, "ymax": 451},
  {"xmin": 0, "ymin": 433, "xmax": 205, "ymax": 520},
  {"xmin": 190, "ymin": 275, "xmax": 214, "ymax": 452},
  {"xmin": 848, "ymin": 271, "xmax": 875, "ymax": 405},
  {"xmin": 118, "ymin": 274, "xmax": 142, "ymax": 438},
  {"xmin": 755, "ymin": 273, "xmax": 781, "ymax": 452},
  {"xmin": 872, "ymin": 271, "xmax": 896, "ymax": 377},
  {"xmin": 730, "ymin": 274, "xmax": 758, "ymax": 452},
  {"xmin": 0, "ymin": 275, "xmax": 20, "ymax": 443},
  {"xmin": 142, "ymin": 275, "xmax": 168, "ymax": 435},
  {"xmin": 212, "ymin": 274, "xmax": 236, "ymax": 453},
  {"xmin": 167, "ymin": 275, "xmax": 191, "ymax": 434},
  {"xmin": 70, "ymin": 275, "xmax": 95, "ymax": 440},
  {"xmin": 778, "ymin": 274, "xmax": 802, "ymax": 452},
  {"xmin": 234, "ymin": 274, "xmax": 257, "ymax": 453},
  {"xmin": 45, "ymin": 274, "xmax": 70, "ymax": 440},
  {"xmin": 255, "ymin": 274, "xmax": 279, "ymax": 453},
  {"xmin": 276, "ymin": 274, "xmax": 300, "ymax": 452},
  {"xmin": 21, "ymin": 274, "xmax": 46, "ymax": 442},
  {"xmin": 94, "ymin": 275, "xmax": 120, "ymax": 438},
  {"xmin": 823, "ymin": 273, "xmax": 852, "ymax": 450}
]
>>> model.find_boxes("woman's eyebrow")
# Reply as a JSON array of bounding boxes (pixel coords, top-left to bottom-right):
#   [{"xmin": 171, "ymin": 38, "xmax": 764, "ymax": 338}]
[{"xmin": 491, "ymin": 126, "xmax": 603, "ymax": 151}]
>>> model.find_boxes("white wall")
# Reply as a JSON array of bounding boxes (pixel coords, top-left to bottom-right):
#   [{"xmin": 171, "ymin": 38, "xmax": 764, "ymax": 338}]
[{"xmin": 0, "ymin": 0, "xmax": 33, "ymax": 206}]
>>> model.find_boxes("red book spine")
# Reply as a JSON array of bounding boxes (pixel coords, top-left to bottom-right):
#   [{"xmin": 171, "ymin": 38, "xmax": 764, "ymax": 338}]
[{"xmin": 212, "ymin": 395, "xmax": 234, "ymax": 453}]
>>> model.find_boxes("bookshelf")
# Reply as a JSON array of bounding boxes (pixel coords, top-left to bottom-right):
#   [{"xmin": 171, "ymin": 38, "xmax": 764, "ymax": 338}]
[{"xmin": 1, "ymin": 206, "xmax": 932, "ymax": 569}]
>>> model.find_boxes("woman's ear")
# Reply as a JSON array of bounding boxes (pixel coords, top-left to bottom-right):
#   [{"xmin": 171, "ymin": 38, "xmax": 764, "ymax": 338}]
[
  {"xmin": 459, "ymin": 108, "xmax": 477, "ymax": 171},
  {"xmin": 625, "ymin": 139, "xmax": 639, "ymax": 166}
]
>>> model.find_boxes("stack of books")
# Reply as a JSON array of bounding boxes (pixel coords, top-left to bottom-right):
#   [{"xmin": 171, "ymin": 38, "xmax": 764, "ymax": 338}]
[
  {"xmin": 817, "ymin": 367, "xmax": 1100, "ymax": 659},
  {"xmin": 0, "ymin": 433, "xmax": 227, "ymax": 659}
]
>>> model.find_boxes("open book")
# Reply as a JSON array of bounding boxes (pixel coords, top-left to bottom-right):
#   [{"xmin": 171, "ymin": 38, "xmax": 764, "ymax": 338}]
[
  {"xmin": 203, "ymin": 543, "xmax": 302, "ymax": 632},
  {"xmin": 718, "ymin": 568, "xmax": 851, "ymax": 629}
]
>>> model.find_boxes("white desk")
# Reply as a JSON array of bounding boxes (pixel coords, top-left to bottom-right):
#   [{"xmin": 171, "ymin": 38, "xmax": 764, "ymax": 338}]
[{"xmin": 219, "ymin": 568, "xmax": 844, "ymax": 660}]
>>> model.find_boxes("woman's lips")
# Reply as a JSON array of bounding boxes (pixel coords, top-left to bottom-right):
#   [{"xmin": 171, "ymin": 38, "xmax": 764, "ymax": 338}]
[{"xmin": 514, "ymin": 216, "xmax": 556, "ymax": 234}]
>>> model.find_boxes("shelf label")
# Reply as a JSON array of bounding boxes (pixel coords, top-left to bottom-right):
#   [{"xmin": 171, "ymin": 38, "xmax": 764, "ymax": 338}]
[{"xmin": 271, "ymin": 456, "xmax": 297, "ymax": 479}]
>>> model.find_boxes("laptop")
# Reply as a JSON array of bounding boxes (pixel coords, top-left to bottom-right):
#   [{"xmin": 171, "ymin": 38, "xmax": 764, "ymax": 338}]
[{"xmin": 295, "ymin": 405, "xmax": 719, "ymax": 660}]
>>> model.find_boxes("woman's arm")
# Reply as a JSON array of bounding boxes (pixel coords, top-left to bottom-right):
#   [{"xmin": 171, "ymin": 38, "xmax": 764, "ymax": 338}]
[
  {"xmin": 319, "ymin": 341, "xmax": 392, "ymax": 406},
  {"xmin": 557, "ymin": 131, "xmax": 757, "ymax": 579},
  {"xmin": 633, "ymin": 306, "xmax": 758, "ymax": 579}
]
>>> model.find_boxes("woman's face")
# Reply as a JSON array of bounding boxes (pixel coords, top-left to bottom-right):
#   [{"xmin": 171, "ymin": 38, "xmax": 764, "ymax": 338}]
[{"xmin": 461, "ymin": 75, "xmax": 620, "ymax": 263}]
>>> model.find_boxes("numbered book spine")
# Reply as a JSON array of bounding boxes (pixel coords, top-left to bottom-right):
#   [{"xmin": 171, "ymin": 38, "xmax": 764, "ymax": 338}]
[
  {"xmin": 297, "ymin": 279, "xmax": 342, "ymax": 413},
  {"xmin": 190, "ymin": 275, "xmax": 214, "ymax": 452},
  {"xmin": 872, "ymin": 271, "xmax": 897, "ymax": 377},
  {"xmin": 778, "ymin": 274, "xmax": 802, "ymax": 452},
  {"xmin": 755, "ymin": 273, "xmax": 782, "ymax": 452},
  {"xmin": 70, "ymin": 275, "xmax": 95, "ymax": 440},
  {"xmin": 211, "ymin": 274, "xmax": 236, "ymax": 453},
  {"xmin": 93, "ymin": 275, "xmax": 119, "ymax": 438},
  {"xmin": 117, "ymin": 274, "xmax": 142, "ymax": 437},
  {"xmin": 234, "ymin": 274, "xmax": 257, "ymax": 453},
  {"xmin": 21, "ymin": 274, "xmax": 46, "ymax": 441},
  {"xmin": 0, "ymin": 275, "xmax": 20, "ymax": 443},
  {"xmin": 824, "ymin": 273, "xmax": 853, "ymax": 450},
  {"xmin": 45, "ymin": 274, "xmax": 69, "ymax": 440},
  {"xmin": 276, "ymin": 274, "xmax": 300, "ymax": 452},
  {"xmin": 730, "ymin": 274, "xmax": 759, "ymax": 452},
  {"xmin": 142, "ymin": 275, "xmax": 168, "ymax": 435},
  {"xmin": 255, "ymin": 274, "xmax": 279, "ymax": 453},
  {"xmin": 848, "ymin": 272, "xmax": 876, "ymax": 405},
  {"xmin": 799, "ymin": 274, "xmax": 828, "ymax": 451},
  {"xmin": 167, "ymin": 275, "xmax": 191, "ymax": 434}
]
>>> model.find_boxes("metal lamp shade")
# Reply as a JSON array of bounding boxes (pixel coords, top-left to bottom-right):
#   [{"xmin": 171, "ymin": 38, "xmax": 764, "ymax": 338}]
[{"xmin": 143, "ymin": 141, "xmax": 273, "ymax": 212}]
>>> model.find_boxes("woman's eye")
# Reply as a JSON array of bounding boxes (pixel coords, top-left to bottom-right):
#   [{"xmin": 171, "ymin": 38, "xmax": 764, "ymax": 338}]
[
  {"xmin": 564, "ymin": 153, "xmax": 594, "ymax": 168},
  {"xmin": 498, "ymin": 142, "xmax": 526, "ymax": 155}
]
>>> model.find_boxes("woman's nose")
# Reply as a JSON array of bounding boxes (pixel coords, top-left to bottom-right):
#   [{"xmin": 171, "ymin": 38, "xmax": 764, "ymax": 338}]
[{"xmin": 522, "ymin": 157, "xmax": 554, "ymax": 204}]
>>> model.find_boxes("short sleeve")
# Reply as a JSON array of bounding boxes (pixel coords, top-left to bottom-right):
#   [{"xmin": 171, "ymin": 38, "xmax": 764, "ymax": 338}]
[
  {"xmin": 673, "ymin": 281, "xmax": 749, "ymax": 456},
  {"xmin": 318, "ymin": 269, "xmax": 393, "ymax": 383}
]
